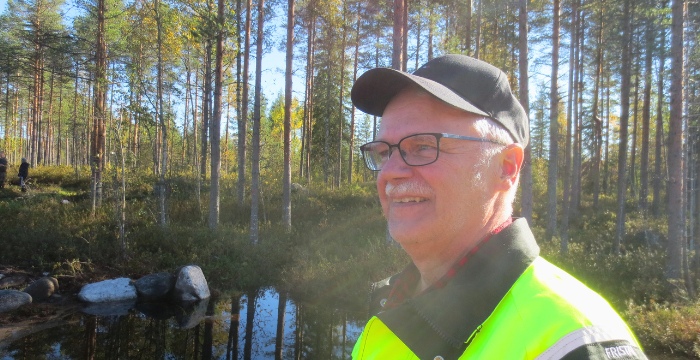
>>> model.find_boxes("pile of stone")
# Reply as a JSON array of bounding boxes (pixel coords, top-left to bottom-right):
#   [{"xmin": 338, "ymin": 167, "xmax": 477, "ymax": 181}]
[
  {"xmin": 78, "ymin": 265, "xmax": 210, "ymax": 304},
  {"xmin": 0, "ymin": 275, "xmax": 58, "ymax": 313},
  {"xmin": 0, "ymin": 265, "xmax": 210, "ymax": 315}
]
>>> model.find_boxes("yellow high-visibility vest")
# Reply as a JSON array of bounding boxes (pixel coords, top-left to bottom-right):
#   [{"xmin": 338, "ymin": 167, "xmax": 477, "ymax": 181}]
[{"xmin": 353, "ymin": 219, "xmax": 646, "ymax": 360}]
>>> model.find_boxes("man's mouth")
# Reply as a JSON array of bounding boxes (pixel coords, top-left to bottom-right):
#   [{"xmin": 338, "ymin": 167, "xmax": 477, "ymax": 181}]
[{"xmin": 392, "ymin": 197, "xmax": 429, "ymax": 203}]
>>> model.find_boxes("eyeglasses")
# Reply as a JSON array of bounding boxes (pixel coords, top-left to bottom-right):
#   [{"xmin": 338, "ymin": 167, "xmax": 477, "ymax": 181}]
[{"xmin": 359, "ymin": 133, "xmax": 504, "ymax": 171}]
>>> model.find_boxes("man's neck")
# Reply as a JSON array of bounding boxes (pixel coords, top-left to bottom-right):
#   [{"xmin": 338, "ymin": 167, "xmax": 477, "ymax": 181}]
[{"xmin": 407, "ymin": 213, "xmax": 511, "ymax": 295}]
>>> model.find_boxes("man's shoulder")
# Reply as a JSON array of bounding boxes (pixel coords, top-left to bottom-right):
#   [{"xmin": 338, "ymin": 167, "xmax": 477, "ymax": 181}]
[
  {"xmin": 511, "ymin": 257, "xmax": 620, "ymax": 320},
  {"xmin": 504, "ymin": 257, "xmax": 646, "ymax": 359}
]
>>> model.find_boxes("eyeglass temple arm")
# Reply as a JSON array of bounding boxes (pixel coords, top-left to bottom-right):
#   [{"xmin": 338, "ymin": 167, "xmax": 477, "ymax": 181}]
[{"xmin": 439, "ymin": 133, "xmax": 506, "ymax": 145}]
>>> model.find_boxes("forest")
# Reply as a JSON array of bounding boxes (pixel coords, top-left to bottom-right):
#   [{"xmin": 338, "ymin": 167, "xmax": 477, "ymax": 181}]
[{"xmin": 1, "ymin": 0, "xmax": 700, "ymax": 357}]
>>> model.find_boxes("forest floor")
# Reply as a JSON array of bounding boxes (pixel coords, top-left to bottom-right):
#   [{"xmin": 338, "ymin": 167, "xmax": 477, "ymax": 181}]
[{"xmin": 0, "ymin": 166, "xmax": 699, "ymax": 358}]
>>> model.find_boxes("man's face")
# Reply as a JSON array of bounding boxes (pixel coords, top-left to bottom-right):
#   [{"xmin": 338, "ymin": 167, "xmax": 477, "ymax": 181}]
[{"xmin": 376, "ymin": 88, "xmax": 498, "ymax": 249}]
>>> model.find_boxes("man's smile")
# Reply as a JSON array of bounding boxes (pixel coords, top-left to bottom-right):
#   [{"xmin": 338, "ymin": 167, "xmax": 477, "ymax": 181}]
[{"xmin": 392, "ymin": 197, "xmax": 429, "ymax": 203}]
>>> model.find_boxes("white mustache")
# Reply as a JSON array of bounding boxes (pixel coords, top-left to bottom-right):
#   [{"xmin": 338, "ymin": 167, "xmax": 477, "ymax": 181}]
[{"xmin": 385, "ymin": 181, "xmax": 434, "ymax": 197}]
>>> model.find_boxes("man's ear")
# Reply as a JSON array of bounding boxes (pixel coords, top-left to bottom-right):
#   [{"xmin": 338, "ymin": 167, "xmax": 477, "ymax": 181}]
[{"xmin": 496, "ymin": 144, "xmax": 524, "ymax": 191}]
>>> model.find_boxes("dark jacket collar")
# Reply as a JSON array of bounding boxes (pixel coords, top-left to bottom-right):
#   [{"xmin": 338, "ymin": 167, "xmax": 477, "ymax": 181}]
[{"xmin": 376, "ymin": 218, "xmax": 540, "ymax": 360}]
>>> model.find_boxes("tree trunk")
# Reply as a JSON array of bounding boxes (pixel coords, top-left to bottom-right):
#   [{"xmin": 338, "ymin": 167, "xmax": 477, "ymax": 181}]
[
  {"xmin": 305, "ymin": 18, "xmax": 316, "ymax": 185},
  {"xmin": 630, "ymin": 69, "xmax": 640, "ymax": 199},
  {"xmin": 91, "ymin": 0, "xmax": 107, "ymax": 213},
  {"xmin": 666, "ymin": 0, "xmax": 684, "ymax": 280},
  {"xmin": 614, "ymin": 0, "xmax": 633, "ymax": 255},
  {"xmin": 639, "ymin": 26, "xmax": 653, "ymax": 212},
  {"xmin": 238, "ymin": 0, "xmax": 252, "ymax": 205},
  {"xmin": 155, "ymin": 0, "xmax": 167, "ymax": 227},
  {"xmin": 323, "ymin": 31, "xmax": 334, "ymax": 186},
  {"xmin": 591, "ymin": 7, "xmax": 604, "ymax": 208},
  {"xmin": 392, "ymin": 0, "xmax": 405, "ymax": 70},
  {"xmin": 209, "ymin": 0, "xmax": 225, "ymax": 230},
  {"xmin": 201, "ymin": 41, "xmax": 212, "ymax": 184},
  {"xmin": 56, "ymin": 76, "xmax": 63, "ymax": 165},
  {"xmin": 283, "ymin": 0, "xmax": 295, "ymax": 231},
  {"xmin": 652, "ymin": 13, "xmax": 667, "ymax": 217},
  {"xmin": 349, "ymin": 6, "xmax": 360, "ymax": 185},
  {"xmin": 428, "ymin": 5, "xmax": 433, "ymax": 60},
  {"xmin": 337, "ymin": 7, "xmax": 347, "ymax": 189},
  {"xmin": 571, "ymin": 9, "xmax": 584, "ymax": 213},
  {"xmin": 235, "ymin": 0, "xmax": 242, "ymax": 197},
  {"xmin": 402, "ymin": 0, "xmax": 408, "ymax": 71},
  {"xmin": 465, "ymin": 0, "xmax": 472, "ymax": 55},
  {"xmin": 518, "ymin": 0, "xmax": 533, "ymax": 225},
  {"xmin": 475, "ymin": 0, "xmax": 483, "ymax": 59},
  {"xmin": 603, "ymin": 73, "xmax": 611, "ymax": 194},
  {"xmin": 250, "ymin": 0, "xmax": 264, "ymax": 244},
  {"xmin": 545, "ymin": 0, "xmax": 560, "ymax": 242},
  {"xmin": 561, "ymin": 0, "xmax": 578, "ymax": 253}
]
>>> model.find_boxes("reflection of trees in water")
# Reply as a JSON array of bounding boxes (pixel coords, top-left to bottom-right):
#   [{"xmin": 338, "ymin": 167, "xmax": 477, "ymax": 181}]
[
  {"xmin": 294, "ymin": 304, "xmax": 354, "ymax": 359},
  {"xmin": 226, "ymin": 295, "xmax": 241, "ymax": 360},
  {"xmin": 274, "ymin": 292, "xmax": 287, "ymax": 360},
  {"xmin": 2, "ymin": 289, "xmax": 366, "ymax": 359},
  {"xmin": 244, "ymin": 289, "xmax": 257, "ymax": 360}
]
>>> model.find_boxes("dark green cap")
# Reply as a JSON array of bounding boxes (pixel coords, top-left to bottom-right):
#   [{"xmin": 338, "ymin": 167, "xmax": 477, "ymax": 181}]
[{"xmin": 351, "ymin": 54, "xmax": 529, "ymax": 146}]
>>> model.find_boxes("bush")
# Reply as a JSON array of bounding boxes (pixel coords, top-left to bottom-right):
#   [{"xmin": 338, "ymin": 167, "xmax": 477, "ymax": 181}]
[{"xmin": 626, "ymin": 301, "xmax": 700, "ymax": 358}]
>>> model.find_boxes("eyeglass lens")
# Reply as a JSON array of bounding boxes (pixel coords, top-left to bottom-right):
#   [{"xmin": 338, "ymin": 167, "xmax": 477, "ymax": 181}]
[{"xmin": 362, "ymin": 134, "xmax": 439, "ymax": 170}]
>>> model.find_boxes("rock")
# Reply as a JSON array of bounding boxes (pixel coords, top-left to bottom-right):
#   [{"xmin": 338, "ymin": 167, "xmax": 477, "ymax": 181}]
[
  {"xmin": 0, "ymin": 274, "xmax": 30, "ymax": 289},
  {"xmin": 0, "ymin": 290, "xmax": 32, "ymax": 313},
  {"xmin": 134, "ymin": 272, "xmax": 174, "ymax": 301},
  {"xmin": 291, "ymin": 183, "xmax": 307, "ymax": 193},
  {"xmin": 172, "ymin": 266, "xmax": 210, "ymax": 302},
  {"xmin": 81, "ymin": 300, "xmax": 136, "ymax": 316},
  {"xmin": 78, "ymin": 278, "xmax": 138, "ymax": 303},
  {"xmin": 61, "ymin": 199, "xmax": 70, "ymax": 204},
  {"xmin": 23, "ymin": 277, "xmax": 59, "ymax": 302}
]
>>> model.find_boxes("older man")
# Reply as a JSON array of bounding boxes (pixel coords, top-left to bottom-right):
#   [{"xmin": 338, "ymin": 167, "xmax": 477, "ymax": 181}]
[{"xmin": 350, "ymin": 55, "xmax": 646, "ymax": 360}]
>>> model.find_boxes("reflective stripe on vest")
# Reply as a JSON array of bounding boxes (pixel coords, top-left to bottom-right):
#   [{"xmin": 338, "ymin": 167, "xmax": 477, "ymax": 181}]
[{"xmin": 352, "ymin": 257, "xmax": 644, "ymax": 360}]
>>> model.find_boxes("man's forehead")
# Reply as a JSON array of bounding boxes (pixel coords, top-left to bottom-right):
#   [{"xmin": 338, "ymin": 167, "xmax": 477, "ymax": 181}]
[{"xmin": 380, "ymin": 89, "xmax": 483, "ymax": 134}]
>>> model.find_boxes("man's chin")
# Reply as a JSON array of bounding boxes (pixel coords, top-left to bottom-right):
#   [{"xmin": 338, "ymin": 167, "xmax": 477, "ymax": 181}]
[{"xmin": 387, "ymin": 223, "xmax": 427, "ymax": 245}]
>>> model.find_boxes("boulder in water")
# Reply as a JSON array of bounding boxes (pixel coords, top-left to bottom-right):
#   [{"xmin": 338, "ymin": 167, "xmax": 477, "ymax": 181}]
[
  {"xmin": 0, "ymin": 274, "xmax": 30, "ymax": 289},
  {"xmin": 172, "ymin": 266, "xmax": 210, "ymax": 302},
  {"xmin": 134, "ymin": 272, "xmax": 174, "ymax": 301},
  {"xmin": 78, "ymin": 278, "xmax": 137, "ymax": 303},
  {"xmin": 0, "ymin": 290, "xmax": 32, "ymax": 313},
  {"xmin": 23, "ymin": 277, "xmax": 59, "ymax": 302}
]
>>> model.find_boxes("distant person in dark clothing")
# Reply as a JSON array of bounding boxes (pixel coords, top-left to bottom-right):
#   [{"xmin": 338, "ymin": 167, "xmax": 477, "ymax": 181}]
[
  {"xmin": 0, "ymin": 152, "xmax": 7, "ymax": 189},
  {"xmin": 18, "ymin": 158, "xmax": 29, "ymax": 192}
]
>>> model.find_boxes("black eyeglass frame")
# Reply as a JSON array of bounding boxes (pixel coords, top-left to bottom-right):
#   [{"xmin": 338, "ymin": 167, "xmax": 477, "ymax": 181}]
[{"xmin": 359, "ymin": 132, "xmax": 506, "ymax": 171}]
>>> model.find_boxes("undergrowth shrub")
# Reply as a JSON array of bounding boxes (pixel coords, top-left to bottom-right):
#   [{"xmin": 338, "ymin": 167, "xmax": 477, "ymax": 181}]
[{"xmin": 626, "ymin": 301, "xmax": 700, "ymax": 358}]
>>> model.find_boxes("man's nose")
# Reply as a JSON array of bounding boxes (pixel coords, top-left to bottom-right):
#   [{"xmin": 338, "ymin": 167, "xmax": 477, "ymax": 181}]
[{"xmin": 381, "ymin": 147, "xmax": 411, "ymax": 176}]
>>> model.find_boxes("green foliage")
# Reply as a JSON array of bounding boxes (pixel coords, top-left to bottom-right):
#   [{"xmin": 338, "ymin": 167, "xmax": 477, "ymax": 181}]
[
  {"xmin": 626, "ymin": 302, "xmax": 700, "ymax": 358},
  {"xmin": 0, "ymin": 167, "xmax": 407, "ymax": 305}
]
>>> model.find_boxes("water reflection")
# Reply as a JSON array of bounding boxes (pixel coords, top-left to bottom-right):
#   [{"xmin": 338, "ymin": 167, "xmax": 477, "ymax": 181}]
[{"xmin": 0, "ymin": 288, "xmax": 365, "ymax": 359}]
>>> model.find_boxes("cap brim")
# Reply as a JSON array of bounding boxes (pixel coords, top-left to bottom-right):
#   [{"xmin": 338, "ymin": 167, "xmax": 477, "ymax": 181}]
[{"xmin": 351, "ymin": 67, "xmax": 491, "ymax": 118}]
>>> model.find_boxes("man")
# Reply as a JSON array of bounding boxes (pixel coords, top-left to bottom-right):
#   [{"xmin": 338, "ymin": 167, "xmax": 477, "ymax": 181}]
[
  {"xmin": 0, "ymin": 152, "xmax": 7, "ymax": 189},
  {"xmin": 18, "ymin": 158, "xmax": 29, "ymax": 192},
  {"xmin": 350, "ymin": 55, "xmax": 646, "ymax": 360}
]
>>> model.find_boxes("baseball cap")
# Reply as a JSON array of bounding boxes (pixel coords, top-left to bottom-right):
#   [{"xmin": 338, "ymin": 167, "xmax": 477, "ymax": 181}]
[{"xmin": 350, "ymin": 54, "xmax": 529, "ymax": 146}]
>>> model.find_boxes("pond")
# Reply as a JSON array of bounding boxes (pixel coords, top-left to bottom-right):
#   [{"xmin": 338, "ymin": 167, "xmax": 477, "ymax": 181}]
[{"xmin": 0, "ymin": 288, "xmax": 366, "ymax": 359}]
